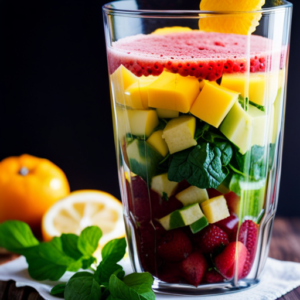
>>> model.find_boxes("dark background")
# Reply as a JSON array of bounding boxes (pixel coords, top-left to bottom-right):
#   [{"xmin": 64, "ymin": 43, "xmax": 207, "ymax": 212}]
[{"xmin": 0, "ymin": 0, "xmax": 298, "ymax": 216}]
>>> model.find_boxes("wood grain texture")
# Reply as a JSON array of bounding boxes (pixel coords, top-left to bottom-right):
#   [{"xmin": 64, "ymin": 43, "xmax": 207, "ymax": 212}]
[{"xmin": 0, "ymin": 217, "xmax": 299, "ymax": 300}]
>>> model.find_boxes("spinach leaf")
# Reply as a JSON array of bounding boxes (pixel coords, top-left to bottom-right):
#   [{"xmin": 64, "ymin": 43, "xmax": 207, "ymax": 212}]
[
  {"xmin": 168, "ymin": 142, "xmax": 229, "ymax": 189},
  {"xmin": 64, "ymin": 272, "xmax": 101, "ymax": 300},
  {"xmin": 78, "ymin": 226, "xmax": 102, "ymax": 257},
  {"xmin": 0, "ymin": 221, "xmax": 39, "ymax": 254},
  {"xmin": 195, "ymin": 123, "xmax": 210, "ymax": 141}
]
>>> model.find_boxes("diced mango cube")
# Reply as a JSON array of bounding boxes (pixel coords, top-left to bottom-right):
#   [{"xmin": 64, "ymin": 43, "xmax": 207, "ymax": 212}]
[
  {"xmin": 124, "ymin": 76, "xmax": 156, "ymax": 109},
  {"xmin": 156, "ymin": 108, "xmax": 179, "ymax": 119},
  {"xmin": 221, "ymin": 72, "xmax": 279, "ymax": 106},
  {"xmin": 190, "ymin": 81, "xmax": 238, "ymax": 128},
  {"xmin": 147, "ymin": 130, "xmax": 169, "ymax": 157},
  {"xmin": 148, "ymin": 72, "xmax": 200, "ymax": 113},
  {"xmin": 127, "ymin": 110, "xmax": 159, "ymax": 137},
  {"xmin": 110, "ymin": 65, "xmax": 138, "ymax": 105},
  {"xmin": 201, "ymin": 195, "xmax": 230, "ymax": 224},
  {"xmin": 151, "ymin": 173, "xmax": 178, "ymax": 197},
  {"xmin": 176, "ymin": 186, "xmax": 209, "ymax": 206},
  {"xmin": 162, "ymin": 115, "xmax": 197, "ymax": 154}
]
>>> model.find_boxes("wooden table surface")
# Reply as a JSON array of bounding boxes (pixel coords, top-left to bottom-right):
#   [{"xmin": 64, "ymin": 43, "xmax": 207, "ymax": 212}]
[{"xmin": 0, "ymin": 217, "xmax": 300, "ymax": 300}]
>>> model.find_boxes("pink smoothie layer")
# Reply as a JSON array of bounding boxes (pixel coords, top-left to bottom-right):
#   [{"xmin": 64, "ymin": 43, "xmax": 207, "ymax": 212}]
[{"xmin": 108, "ymin": 31, "xmax": 286, "ymax": 81}]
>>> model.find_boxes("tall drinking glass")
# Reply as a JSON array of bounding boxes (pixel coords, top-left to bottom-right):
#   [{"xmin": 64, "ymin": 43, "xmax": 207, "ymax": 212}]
[{"xmin": 103, "ymin": 1, "xmax": 292, "ymax": 296}]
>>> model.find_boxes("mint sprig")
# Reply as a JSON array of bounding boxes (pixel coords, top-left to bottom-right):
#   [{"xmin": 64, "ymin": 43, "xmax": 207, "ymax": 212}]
[{"xmin": 0, "ymin": 220, "xmax": 155, "ymax": 300}]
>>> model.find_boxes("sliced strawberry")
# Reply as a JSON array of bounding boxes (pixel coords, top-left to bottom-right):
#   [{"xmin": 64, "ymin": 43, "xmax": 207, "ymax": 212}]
[
  {"xmin": 158, "ymin": 262, "xmax": 182, "ymax": 284},
  {"xmin": 238, "ymin": 220, "xmax": 258, "ymax": 277},
  {"xmin": 203, "ymin": 269, "xmax": 225, "ymax": 284},
  {"xmin": 215, "ymin": 213, "xmax": 239, "ymax": 240},
  {"xmin": 180, "ymin": 252, "xmax": 208, "ymax": 286},
  {"xmin": 214, "ymin": 241, "xmax": 248, "ymax": 279},
  {"xmin": 194, "ymin": 225, "xmax": 229, "ymax": 254},
  {"xmin": 241, "ymin": 251, "xmax": 252, "ymax": 278},
  {"xmin": 158, "ymin": 229, "xmax": 192, "ymax": 262}
]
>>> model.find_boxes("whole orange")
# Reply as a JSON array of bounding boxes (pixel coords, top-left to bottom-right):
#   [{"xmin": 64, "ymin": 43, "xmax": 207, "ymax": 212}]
[{"xmin": 0, "ymin": 154, "xmax": 70, "ymax": 233}]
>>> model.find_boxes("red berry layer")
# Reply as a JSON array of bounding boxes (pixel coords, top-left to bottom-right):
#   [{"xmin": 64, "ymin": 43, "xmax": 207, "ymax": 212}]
[{"xmin": 108, "ymin": 31, "xmax": 286, "ymax": 80}]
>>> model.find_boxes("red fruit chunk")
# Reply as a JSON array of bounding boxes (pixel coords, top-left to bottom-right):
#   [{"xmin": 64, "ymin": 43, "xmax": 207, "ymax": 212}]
[
  {"xmin": 224, "ymin": 192, "xmax": 240, "ymax": 215},
  {"xmin": 215, "ymin": 214, "xmax": 239, "ymax": 241},
  {"xmin": 238, "ymin": 220, "xmax": 258, "ymax": 278},
  {"xmin": 108, "ymin": 32, "xmax": 286, "ymax": 80},
  {"xmin": 158, "ymin": 229, "xmax": 192, "ymax": 262},
  {"xmin": 158, "ymin": 262, "xmax": 182, "ymax": 284},
  {"xmin": 214, "ymin": 242, "xmax": 248, "ymax": 279},
  {"xmin": 194, "ymin": 225, "xmax": 229, "ymax": 254},
  {"xmin": 207, "ymin": 188, "xmax": 222, "ymax": 199},
  {"xmin": 203, "ymin": 269, "xmax": 225, "ymax": 284},
  {"xmin": 242, "ymin": 251, "xmax": 252, "ymax": 278},
  {"xmin": 180, "ymin": 252, "xmax": 208, "ymax": 286}
]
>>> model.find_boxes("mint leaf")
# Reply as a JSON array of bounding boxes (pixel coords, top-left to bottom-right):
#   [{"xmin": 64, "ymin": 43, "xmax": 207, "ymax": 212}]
[
  {"xmin": 101, "ymin": 238, "xmax": 126, "ymax": 262},
  {"xmin": 81, "ymin": 256, "xmax": 97, "ymax": 269},
  {"xmin": 168, "ymin": 143, "xmax": 228, "ymax": 189},
  {"xmin": 78, "ymin": 226, "xmax": 102, "ymax": 257},
  {"xmin": 0, "ymin": 221, "xmax": 39, "ymax": 254},
  {"xmin": 26, "ymin": 237, "xmax": 77, "ymax": 281},
  {"xmin": 95, "ymin": 261, "xmax": 123, "ymax": 285},
  {"xmin": 61, "ymin": 234, "xmax": 83, "ymax": 260},
  {"xmin": 64, "ymin": 272, "xmax": 101, "ymax": 300},
  {"xmin": 109, "ymin": 273, "xmax": 154, "ymax": 300},
  {"xmin": 50, "ymin": 283, "xmax": 66, "ymax": 298}
]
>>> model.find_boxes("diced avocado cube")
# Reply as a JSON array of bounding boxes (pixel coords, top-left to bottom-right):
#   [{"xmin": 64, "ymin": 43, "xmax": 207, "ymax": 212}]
[
  {"xmin": 110, "ymin": 65, "xmax": 138, "ymax": 105},
  {"xmin": 127, "ymin": 109, "xmax": 159, "ymax": 137},
  {"xmin": 147, "ymin": 130, "xmax": 169, "ymax": 157},
  {"xmin": 190, "ymin": 216, "xmax": 209, "ymax": 234},
  {"xmin": 126, "ymin": 139, "xmax": 163, "ymax": 182},
  {"xmin": 124, "ymin": 76, "xmax": 156, "ymax": 109},
  {"xmin": 148, "ymin": 72, "xmax": 200, "ymax": 113},
  {"xmin": 151, "ymin": 173, "xmax": 178, "ymax": 198},
  {"xmin": 190, "ymin": 81, "xmax": 238, "ymax": 128},
  {"xmin": 158, "ymin": 203, "xmax": 204, "ymax": 231},
  {"xmin": 162, "ymin": 115, "xmax": 197, "ymax": 154},
  {"xmin": 176, "ymin": 186, "xmax": 209, "ymax": 206},
  {"xmin": 220, "ymin": 102, "xmax": 253, "ymax": 154},
  {"xmin": 201, "ymin": 196, "xmax": 230, "ymax": 224},
  {"xmin": 221, "ymin": 72, "xmax": 279, "ymax": 106},
  {"xmin": 156, "ymin": 108, "xmax": 180, "ymax": 119}
]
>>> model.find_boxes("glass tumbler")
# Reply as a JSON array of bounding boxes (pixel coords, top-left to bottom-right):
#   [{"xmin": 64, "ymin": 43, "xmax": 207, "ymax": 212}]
[{"xmin": 103, "ymin": 1, "xmax": 292, "ymax": 296}]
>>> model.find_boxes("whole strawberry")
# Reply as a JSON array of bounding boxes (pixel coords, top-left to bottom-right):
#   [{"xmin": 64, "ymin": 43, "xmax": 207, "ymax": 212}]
[
  {"xmin": 194, "ymin": 225, "xmax": 229, "ymax": 254},
  {"xmin": 158, "ymin": 262, "xmax": 182, "ymax": 284},
  {"xmin": 158, "ymin": 229, "xmax": 192, "ymax": 262},
  {"xmin": 214, "ymin": 241, "xmax": 248, "ymax": 279},
  {"xmin": 180, "ymin": 252, "xmax": 208, "ymax": 286},
  {"xmin": 203, "ymin": 269, "xmax": 225, "ymax": 283},
  {"xmin": 238, "ymin": 220, "xmax": 258, "ymax": 277}
]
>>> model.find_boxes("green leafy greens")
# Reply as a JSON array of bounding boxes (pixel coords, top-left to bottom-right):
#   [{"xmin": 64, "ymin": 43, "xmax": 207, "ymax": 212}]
[{"xmin": 0, "ymin": 221, "xmax": 155, "ymax": 300}]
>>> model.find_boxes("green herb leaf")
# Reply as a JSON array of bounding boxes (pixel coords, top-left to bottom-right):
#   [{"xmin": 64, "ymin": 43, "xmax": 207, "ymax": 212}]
[
  {"xmin": 26, "ymin": 237, "xmax": 76, "ymax": 281},
  {"xmin": 81, "ymin": 256, "xmax": 97, "ymax": 269},
  {"xmin": 109, "ymin": 273, "xmax": 154, "ymax": 300},
  {"xmin": 61, "ymin": 234, "xmax": 82, "ymax": 260},
  {"xmin": 195, "ymin": 123, "xmax": 210, "ymax": 141},
  {"xmin": 168, "ymin": 143, "xmax": 228, "ymax": 189},
  {"xmin": 78, "ymin": 226, "xmax": 102, "ymax": 257},
  {"xmin": 95, "ymin": 261, "xmax": 123, "ymax": 285},
  {"xmin": 64, "ymin": 272, "xmax": 101, "ymax": 300},
  {"xmin": 50, "ymin": 283, "xmax": 66, "ymax": 298},
  {"xmin": 162, "ymin": 192, "xmax": 169, "ymax": 201},
  {"xmin": 0, "ymin": 221, "xmax": 39, "ymax": 254},
  {"xmin": 101, "ymin": 237, "xmax": 126, "ymax": 262}
]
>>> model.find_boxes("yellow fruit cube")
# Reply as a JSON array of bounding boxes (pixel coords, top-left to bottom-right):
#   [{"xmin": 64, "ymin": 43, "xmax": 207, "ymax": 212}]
[
  {"xmin": 152, "ymin": 26, "xmax": 193, "ymax": 35},
  {"xmin": 176, "ymin": 186, "xmax": 209, "ymax": 206},
  {"xmin": 221, "ymin": 72, "xmax": 279, "ymax": 106},
  {"xmin": 127, "ymin": 110, "xmax": 159, "ymax": 137},
  {"xmin": 156, "ymin": 108, "xmax": 179, "ymax": 119},
  {"xmin": 151, "ymin": 173, "xmax": 178, "ymax": 197},
  {"xmin": 190, "ymin": 81, "xmax": 238, "ymax": 128},
  {"xmin": 147, "ymin": 130, "xmax": 169, "ymax": 157},
  {"xmin": 201, "ymin": 196, "xmax": 230, "ymax": 224},
  {"xmin": 110, "ymin": 65, "xmax": 138, "ymax": 105},
  {"xmin": 162, "ymin": 115, "xmax": 197, "ymax": 154},
  {"xmin": 124, "ymin": 76, "xmax": 156, "ymax": 109},
  {"xmin": 148, "ymin": 72, "xmax": 200, "ymax": 113}
]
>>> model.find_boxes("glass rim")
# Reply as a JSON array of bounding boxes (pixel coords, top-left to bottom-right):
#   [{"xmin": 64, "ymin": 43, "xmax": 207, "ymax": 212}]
[{"xmin": 103, "ymin": 0, "xmax": 292, "ymax": 18}]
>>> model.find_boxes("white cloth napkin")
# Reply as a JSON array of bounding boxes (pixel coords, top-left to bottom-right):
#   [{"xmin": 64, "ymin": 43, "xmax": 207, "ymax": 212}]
[{"xmin": 0, "ymin": 256, "xmax": 300, "ymax": 300}]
